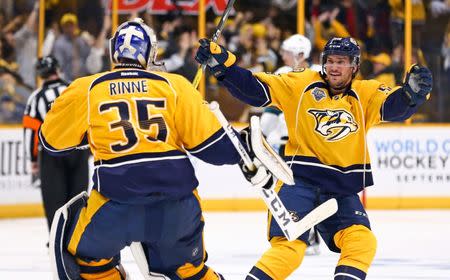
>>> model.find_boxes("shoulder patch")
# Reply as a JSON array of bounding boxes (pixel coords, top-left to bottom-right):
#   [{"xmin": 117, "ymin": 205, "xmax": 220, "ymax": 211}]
[{"xmin": 311, "ymin": 87, "xmax": 326, "ymax": 102}]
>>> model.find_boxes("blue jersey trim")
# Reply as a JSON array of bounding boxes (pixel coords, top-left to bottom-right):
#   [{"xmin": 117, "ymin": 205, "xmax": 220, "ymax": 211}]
[
  {"xmin": 285, "ymin": 155, "xmax": 373, "ymax": 194},
  {"xmin": 304, "ymin": 82, "xmax": 328, "ymax": 93},
  {"xmin": 93, "ymin": 157, "xmax": 198, "ymax": 203},
  {"xmin": 38, "ymin": 128, "xmax": 77, "ymax": 156},
  {"xmin": 94, "ymin": 150, "xmax": 186, "ymax": 165},
  {"xmin": 335, "ymin": 265, "xmax": 367, "ymax": 280},
  {"xmin": 187, "ymin": 127, "xmax": 242, "ymax": 165}
]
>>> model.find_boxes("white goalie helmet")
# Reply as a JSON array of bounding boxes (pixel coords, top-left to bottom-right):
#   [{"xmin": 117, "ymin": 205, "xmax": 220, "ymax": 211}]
[
  {"xmin": 280, "ymin": 34, "xmax": 312, "ymax": 59},
  {"xmin": 109, "ymin": 18, "xmax": 160, "ymax": 68}
]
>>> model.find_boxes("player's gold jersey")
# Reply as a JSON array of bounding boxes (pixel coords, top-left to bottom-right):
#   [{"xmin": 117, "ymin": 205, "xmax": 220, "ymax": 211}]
[
  {"xmin": 40, "ymin": 68, "xmax": 239, "ymax": 202},
  {"xmin": 254, "ymin": 69, "xmax": 400, "ymax": 194}
]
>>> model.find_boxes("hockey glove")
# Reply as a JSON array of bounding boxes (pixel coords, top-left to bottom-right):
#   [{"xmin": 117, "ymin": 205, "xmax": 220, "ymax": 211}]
[
  {"xmin": 403, "ymin": 64, "xmax": 433, "ymax": 106},
  {"xmin": 238, "ymin": 127, "xmax": 275, "ymax": 190},
  {"xmin": 195, "ymin": 38, "xmax": 236, "ymax": 79}
]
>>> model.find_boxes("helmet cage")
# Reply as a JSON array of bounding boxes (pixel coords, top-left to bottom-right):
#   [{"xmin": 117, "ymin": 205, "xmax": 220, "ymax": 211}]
[{"xmin": 109, "ymin": 18, "xmax": 158, "ymax": 69}]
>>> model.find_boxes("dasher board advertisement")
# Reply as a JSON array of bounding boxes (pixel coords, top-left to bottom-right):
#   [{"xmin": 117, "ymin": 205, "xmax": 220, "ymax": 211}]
[{"xmin": 367, "ymin": 125, "xmax": 450, "ymax": 197}]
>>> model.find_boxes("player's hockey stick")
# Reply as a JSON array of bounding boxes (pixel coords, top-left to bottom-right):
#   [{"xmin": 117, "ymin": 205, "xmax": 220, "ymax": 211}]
[
  {"xmin": 192, "ymin": 0, "xmax": 236, "ymax": 89},
  {"xmin": 209, "ymin": 101, "xmax": 338, "ymax": 241}
]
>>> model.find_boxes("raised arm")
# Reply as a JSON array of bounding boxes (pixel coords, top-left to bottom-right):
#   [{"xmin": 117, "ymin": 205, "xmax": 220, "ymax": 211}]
[
  {"xmin": 382, "ymin": 64, "xmax": 432, "ymax": 121},
  {"xmin": 195, "ymin": 39, "xmax": 271, "ymax": 107}
]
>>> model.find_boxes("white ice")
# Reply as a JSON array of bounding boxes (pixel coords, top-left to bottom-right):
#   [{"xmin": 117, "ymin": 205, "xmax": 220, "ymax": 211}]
[{"xmin": 1, "ymin": 210, "xmax": 450, "ymax": 279}]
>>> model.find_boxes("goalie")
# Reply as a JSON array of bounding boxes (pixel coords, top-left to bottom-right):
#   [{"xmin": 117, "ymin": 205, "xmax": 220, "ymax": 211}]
[{"xmin": 196, "ymin": 36, "xmax": 433, "ymax": 280}]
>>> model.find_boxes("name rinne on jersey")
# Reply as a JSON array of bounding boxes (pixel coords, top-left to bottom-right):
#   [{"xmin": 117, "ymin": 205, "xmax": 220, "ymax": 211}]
[{"xmin": 109, "ymin": 80, "xmax": 148, "ymax": 95}]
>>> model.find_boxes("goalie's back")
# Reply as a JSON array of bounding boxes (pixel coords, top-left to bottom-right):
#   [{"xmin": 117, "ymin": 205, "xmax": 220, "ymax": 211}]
[
  {"xmin": 40, "ymin": 69, "xmax": 225, "ymax": 202},
  {"xmin": 88, "ymin": 69, "xmax": 188, "ymax": 161}
]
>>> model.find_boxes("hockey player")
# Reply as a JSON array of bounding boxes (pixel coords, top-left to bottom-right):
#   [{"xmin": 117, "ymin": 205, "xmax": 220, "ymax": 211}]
[
  {"xmin": 22, "ymin": 56, "xmax": 90, "ymax": 236},
  {"xmin": 195, "ymin": 37, "xmax": 432, "ymax": 279},
  {"xmin": 40, "ymin": 18, "xmax": 257, "ymax": 280},
  {"xmin": 259, "ymin": 34, "xmax": 321, "ymax": 256}
]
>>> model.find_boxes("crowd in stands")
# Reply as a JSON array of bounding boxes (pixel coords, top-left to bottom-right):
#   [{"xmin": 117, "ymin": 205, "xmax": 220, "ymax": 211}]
[{"xmin": 0, "ymin": 0, "xmax": 448, "ymax": 123}]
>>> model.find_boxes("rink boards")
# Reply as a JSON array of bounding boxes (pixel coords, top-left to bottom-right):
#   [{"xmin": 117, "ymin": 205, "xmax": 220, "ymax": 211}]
[{"xmin": 1, "ymin": 124, "xmax": 449, "ymax": 217}]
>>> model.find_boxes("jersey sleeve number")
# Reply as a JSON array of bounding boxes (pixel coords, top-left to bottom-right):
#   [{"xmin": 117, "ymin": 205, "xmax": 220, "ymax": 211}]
[{"xmin": 99, "ymin": 98, "xmax": 168, "ymax": 152}]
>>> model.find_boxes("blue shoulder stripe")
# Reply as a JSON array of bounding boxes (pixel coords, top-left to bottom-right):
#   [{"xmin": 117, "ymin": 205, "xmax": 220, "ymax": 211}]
[{"xmin": 304, "ymin": 82, "xmax": 328, "ymax": 93}]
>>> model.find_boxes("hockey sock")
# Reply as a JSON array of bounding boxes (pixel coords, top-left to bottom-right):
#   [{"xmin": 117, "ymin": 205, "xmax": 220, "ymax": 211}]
[
  {"xmin": 334, "ymin": 265, "xmax": 366, "ymax": 280},
  {"xmin": 249, "ymin": 236, "xmax": 307, "ymax": 280},
  {"xmin": 334, "ymin": 225, "xmax": 377, "ymax": 276}
]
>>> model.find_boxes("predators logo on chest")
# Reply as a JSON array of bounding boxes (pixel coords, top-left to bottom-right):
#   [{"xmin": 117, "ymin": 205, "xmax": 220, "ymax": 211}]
[{"xmin": 308, "ymin": 109, "xmax": 358, "ymax": 141}]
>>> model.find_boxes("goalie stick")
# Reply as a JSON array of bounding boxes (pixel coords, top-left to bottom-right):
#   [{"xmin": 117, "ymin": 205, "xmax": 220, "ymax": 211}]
[
  {"xmin": 192, "ymin": 0, "xmax": 236, "ymax": 89},
  {"xmin": 209, "ymin": 101, "xmax": 338, "ymax": 241}
]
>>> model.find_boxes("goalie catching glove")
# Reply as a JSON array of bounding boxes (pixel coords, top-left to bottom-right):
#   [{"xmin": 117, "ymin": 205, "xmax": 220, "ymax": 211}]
[
  {"xmin": 195, "ymin": 38, "xmax": 236, "ymax": 79},
  {"xmin": 238, "ymin": 116, "xmax": 294, "ymax": 189},
  {"xmin": 403, "ymin": 64, "xmax": 433, "ymax": 106},
  {"xmin": 239, "ymin": 127, "xmax": 275, "ymax": 190}
]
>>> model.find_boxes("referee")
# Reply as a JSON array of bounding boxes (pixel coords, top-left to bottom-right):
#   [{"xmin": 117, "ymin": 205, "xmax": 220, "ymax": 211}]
[{"xmin": 22, "ymin": 56, "xmax": 90, "ymax": 235}]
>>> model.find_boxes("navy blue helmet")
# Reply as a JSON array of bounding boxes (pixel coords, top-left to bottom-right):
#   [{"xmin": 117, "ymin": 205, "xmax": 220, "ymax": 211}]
[
  {"xmin": 321, "ymin": 37, "xmax": 361, "ymax": 75},
  {"xmin": 109, "ymin": 18, "xmax": 158, "ymax": 68},
  {"xmin": 36, "ymin": 55, "xmax": 59, "ymax": 78}
]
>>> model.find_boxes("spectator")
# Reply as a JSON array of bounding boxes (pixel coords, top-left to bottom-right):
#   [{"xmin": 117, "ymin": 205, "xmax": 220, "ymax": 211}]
[
  {"xmin": 85, "ymin": 14, "xmax": 111, "ymax": 74},
  {"xmin": 0, "ymin": 94, "xmax": 24, "ymax": 123},
  {"xmin": 162, "ymin": 26, "xmax": 198, "ymax": 81},
  {"xmin": 368, "ymin": 52, "xmax": 396, "ymax": 88},
  {"xmin": 51, "ymin": 13, "xmax": 91, "ymax": 81},
  {"xmin": 12, "ymin": 2, "xmax": 38, "ymax": 87},
  {"xmin": 389, "ymin": 0, "xmax": 426, "ymax": 48},
  {"xmin": 313, "ymin": 6, "xmax": 351, "ymax": 50}
]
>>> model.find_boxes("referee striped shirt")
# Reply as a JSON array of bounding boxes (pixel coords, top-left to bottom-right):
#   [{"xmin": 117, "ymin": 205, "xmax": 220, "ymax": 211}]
[{"xmin": 23, "ymin": 78, "xmax": 68, "ymax": 162}]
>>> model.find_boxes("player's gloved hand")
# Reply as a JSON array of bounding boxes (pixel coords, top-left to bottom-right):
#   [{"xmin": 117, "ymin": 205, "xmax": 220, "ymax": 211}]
[
  {"xmin": 195, "ymin": 38, "xmax": 236, "ymax": 79},
  {"xmin": 403, "ymin": 64, "xmax": 432, "ymax": 106},
  {"xmin": 238, "ymin": 127, "xmax": 275, "ymax": 190}
]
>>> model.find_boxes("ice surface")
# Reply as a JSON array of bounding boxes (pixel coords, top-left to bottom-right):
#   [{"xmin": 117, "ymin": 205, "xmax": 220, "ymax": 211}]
[{"xmin": 1, "ymin": 210, "xmax": 449, "ymax": 279}]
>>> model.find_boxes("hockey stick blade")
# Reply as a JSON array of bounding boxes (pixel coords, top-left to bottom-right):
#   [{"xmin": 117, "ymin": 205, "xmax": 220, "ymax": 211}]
[{"xmin": 287, "ymin": 198, "xmax": 338, "ymax": 241}]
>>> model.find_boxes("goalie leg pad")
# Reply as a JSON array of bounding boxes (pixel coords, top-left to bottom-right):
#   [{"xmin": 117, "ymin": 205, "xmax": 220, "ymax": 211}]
[{"xmin": 49, "ymin": 191, "xmax": 88, "ymax": 280}]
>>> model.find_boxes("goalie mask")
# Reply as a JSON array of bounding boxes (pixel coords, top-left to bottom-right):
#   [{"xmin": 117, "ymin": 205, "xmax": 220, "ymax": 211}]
[
  {"xmin": 321, "ymin": 37, "xmax": 361, "ymax": 77},
  {"xmin": 110, "ymin": 18, "xmax": 159, "ymax": 69}
]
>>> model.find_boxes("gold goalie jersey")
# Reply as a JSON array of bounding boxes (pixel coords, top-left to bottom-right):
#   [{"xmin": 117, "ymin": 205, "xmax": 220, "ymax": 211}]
[
  {"xmin": 39, "ymin": 69, "xmax": 239, "ymax": 203},
  {"xmin": 254, "ymin": 69, "xmax": 401, "ymax": 194}
]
